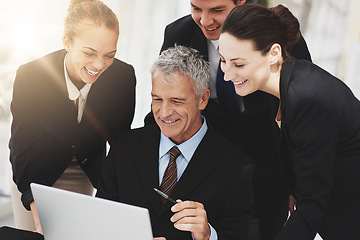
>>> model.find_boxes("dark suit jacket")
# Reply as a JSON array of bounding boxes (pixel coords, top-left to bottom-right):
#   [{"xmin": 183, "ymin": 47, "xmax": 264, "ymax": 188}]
[
  {"xmin": 0, "ymin": 226, "xmax": 43, "ymax": 240},
  {"xmin": 9, "ymin": 49, "xmax": 136, "ymax": 210},
  {"xmin": 96, "ymin": 125, "xmax": 254, "ymax": 240},
  {"xmin": 275, "ymin": 59, "xmax": 360, "ymax": 240},
  {"xmin": 145, "ymin": 15, "xmax": 312, "ymax": 238}
]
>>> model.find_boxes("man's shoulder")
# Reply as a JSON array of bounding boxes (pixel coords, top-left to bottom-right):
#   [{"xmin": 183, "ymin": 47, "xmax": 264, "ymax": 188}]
[
  {"xmin": 113, "ymin": 125, "xmax": 160, "ymax": 146},
  {"xmin": 162, "ymin": 14, "xmax": 208, "ymax": 57},
  {"xmin": 164, "ymin": 14, "xmax": 203, "ymax": 43},
  {"xmin": 166, "ymin": 15, "xmax": 197, "ymax": 32},
  {"xmin": 202, "ymin": 127, "xmax": 253, "ymax": 166}
]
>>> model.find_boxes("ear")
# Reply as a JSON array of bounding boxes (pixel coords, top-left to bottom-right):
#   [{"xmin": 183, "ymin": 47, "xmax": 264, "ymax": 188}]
[
  {"xmin": 236, "ymin": 0, "xmax": 247, "ymax": 6},
  {"xmin": 63, "ymin": 35, "xmax": 71, "ymax": 52},
  {"xmin": 268, "ymin": 43, "xmax": 282, "ymax": 65},
  {"xmin": 198, "ymin": 89, "xmax": 210, "ymax": 110}
]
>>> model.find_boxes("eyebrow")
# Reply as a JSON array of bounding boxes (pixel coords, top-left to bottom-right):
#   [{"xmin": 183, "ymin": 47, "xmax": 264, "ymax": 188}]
[
  {"xmin": 190, "ymin": 3, "xmax": 226, "ymax": 10},
  {"xmin": 83, "ymin": 47, "xmax": 117, "ymax": 55},
  {"xmin": 151, "ymin": 94, "xmax": 185, "ymax": 102},
  {"xmin": 219, "ymin": 53, "xmax": 246, "ymax": 61}
]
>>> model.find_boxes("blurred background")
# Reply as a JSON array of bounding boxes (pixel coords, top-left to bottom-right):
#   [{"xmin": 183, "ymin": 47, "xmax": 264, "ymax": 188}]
[{"xmin": 0, "ymin": 1, "xmax": 359, "ymax": 239}]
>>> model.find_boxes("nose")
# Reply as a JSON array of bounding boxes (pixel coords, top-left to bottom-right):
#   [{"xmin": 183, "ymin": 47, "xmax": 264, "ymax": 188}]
[
  {"xmin": 221, "ymin": 62, "xmax": 233, "ymax": 82},
  {"xmin": 92, "ymin": 57, "xmax": 105, "ymax": 70},
  {"xmin": 200, "ymin": 12, "xmax": 213, "ymax": 27},
  {"xmin": 159, "ymin": 101, "xmax": 173, "ymax": 118}
]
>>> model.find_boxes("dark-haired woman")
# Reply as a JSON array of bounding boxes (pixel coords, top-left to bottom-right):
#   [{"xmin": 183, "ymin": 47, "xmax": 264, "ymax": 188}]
[
  {"xmin": 9, "ymin": 0, "xmax": 135, "ymax": 234},
  {"xmin": 219, "ymin": 4, "xmax": 360, "ymax": 240}
]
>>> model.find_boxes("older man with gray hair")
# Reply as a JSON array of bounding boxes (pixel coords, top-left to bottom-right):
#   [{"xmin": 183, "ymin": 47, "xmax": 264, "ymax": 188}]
[{"xmin": 97, "ymin": 45, "xmax": 253, "ymax": 240}]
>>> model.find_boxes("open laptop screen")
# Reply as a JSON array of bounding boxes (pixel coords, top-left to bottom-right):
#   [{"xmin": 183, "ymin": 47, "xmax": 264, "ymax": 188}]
[{"xmin": 31, "ymin": 183, "xmax": 153, "ymax": 240}]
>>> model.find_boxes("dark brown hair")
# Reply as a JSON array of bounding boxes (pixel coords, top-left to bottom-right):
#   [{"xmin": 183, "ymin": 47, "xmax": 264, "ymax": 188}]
[
  {"xmin": 65, "ymin": 0, "xmax": 119, "ymax": 41},
  {"xmin": 221, "ymin": 4, "xmax": 300, "ymax": 60}
]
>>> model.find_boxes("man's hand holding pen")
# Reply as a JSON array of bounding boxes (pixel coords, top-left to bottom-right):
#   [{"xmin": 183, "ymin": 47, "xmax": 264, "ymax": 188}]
[
  {"xmin": 170, "ymin": 200, "xmax": 211, "ymax": 240},
  {"xmin": 153, "ymin": 188, "xmax": 211, "ymax": 240}
]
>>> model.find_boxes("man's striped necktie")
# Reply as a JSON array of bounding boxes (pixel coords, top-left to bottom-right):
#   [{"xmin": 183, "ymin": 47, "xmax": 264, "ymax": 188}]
[{"xmin": 160, "ymin": 147, "xmax": 181, "ymax": 204}]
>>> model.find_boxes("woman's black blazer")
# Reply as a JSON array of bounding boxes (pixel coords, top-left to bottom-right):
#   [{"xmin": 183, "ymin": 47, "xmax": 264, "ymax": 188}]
[
  {"xmin": 9, "ymin": 49, "xmax": 136, "ymax": 209},
  {"xmin": 277, "ymin": 59, "xmax": 360, "ymax": 239}
]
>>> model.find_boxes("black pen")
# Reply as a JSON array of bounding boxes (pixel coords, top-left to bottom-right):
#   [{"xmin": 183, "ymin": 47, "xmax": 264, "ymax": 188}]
[{"xmin": 153, "ymin": 188, "xmax": 177, "ymax": 204}]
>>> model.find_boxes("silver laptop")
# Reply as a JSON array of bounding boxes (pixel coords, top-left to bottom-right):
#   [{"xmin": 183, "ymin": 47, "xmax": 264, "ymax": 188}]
[{"xmin": 30, "ymin": 183, "xmax": 153, "ymax": 240}]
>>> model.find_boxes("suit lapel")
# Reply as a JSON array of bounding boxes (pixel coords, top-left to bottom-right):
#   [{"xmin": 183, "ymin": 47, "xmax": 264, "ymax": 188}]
[
  {"xmin": 279, "ymin": 59, "xmax": 296, "ymax": 120},
  {"xmin": 134, "ymin": 127, "xmax": 162, "ymax": 213},
  {"xmin": 40, "ymin": 50, "xmax": 79, "ymax": 144},
  {"xmin": 279, "ymin": 60, "xmax": 296, "ymax": 193}
]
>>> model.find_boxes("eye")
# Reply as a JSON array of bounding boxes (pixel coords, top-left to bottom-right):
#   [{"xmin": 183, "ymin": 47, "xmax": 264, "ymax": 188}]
[
  {"xmin": 84, "ymin": 52, "xmax": 92, "ymax": 56},
  {"xmin": 191, "ymin": 6, "xmax": 201, "ymax": 11},
  {"xmin": 105, "ymin": 53, "xmax": 116, "ymax": 59},
  {"xmin": 235, "ymin": 64, "xmax": 245, "ymax": 68},
  {"xmin": 152, "ymin": 97, "xmax": 162, "ymax": 102},
  {"xmin": 171, "ymin": 100, "xmax": 182, "ymax": 104},
  {"xmin": 211, "ymin": 8, "xmax": 224, "ymax": 13}
]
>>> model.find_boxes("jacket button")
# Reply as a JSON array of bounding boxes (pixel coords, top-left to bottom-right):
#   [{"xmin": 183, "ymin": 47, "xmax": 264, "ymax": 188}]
[{"xmin": 82, "ymin": 158, "xmax": 88, "ymax": 164}]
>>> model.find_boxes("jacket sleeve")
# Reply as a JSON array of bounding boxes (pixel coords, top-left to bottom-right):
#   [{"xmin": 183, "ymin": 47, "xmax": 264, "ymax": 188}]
[
  {"xmin": 9, "ymin": 65, "xmax": 44, "ymax": 210},
  {"xmin": 95, "ymin": 141, "xmax": 120, "ymax": 202}
]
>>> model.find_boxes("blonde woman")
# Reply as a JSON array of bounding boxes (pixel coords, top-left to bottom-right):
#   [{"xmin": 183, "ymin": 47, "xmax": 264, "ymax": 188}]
[{"xmin": 9, "ymin": 0, "xmax": 135, "ymax": 233}]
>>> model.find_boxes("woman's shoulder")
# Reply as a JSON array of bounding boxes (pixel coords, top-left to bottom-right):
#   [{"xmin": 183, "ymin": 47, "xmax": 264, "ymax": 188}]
[
  {"xmin": 286, "ymin": 59, "xmax": 340, "ymax": 94},
  {"xmin": 285, "ymin": 60, "xmax": 353, "ymax": 111},
  {"xmin": 18, "ymin": 49, "xmax": 66, "ymax": 73},
  {"xmin": 107, "ymin": 58, "xmax": 135, "ymax": 75}
]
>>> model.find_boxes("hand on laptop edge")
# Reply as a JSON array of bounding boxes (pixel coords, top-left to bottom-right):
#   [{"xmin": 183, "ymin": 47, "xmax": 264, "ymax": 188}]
[{"xmin": 30, "ymin": 201, "xmax": 44, "ymax": 235}]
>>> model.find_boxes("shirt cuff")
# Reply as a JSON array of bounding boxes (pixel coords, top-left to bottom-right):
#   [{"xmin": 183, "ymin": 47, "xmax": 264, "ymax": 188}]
[{"xmin": 192, "ymin": 223, "xmax": 218, "ymax": 240}]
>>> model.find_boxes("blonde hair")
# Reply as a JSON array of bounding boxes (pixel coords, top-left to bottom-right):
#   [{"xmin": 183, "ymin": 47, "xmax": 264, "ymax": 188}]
[{"xmin": 65, "ymin": 0, "xmax": 119, "ymax": 41}]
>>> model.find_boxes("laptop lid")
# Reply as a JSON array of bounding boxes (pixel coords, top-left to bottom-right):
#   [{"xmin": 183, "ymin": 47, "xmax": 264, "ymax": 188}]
[{"xmin": 30, "ymin": 183, "xmax": 153, "ymax": 240}]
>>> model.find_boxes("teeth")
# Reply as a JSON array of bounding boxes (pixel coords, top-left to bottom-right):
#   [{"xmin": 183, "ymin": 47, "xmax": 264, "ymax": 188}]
[
  {"xmin": 205, "ymin": 25, "xmax": 221, "ymax": 31},
  {"xmin": 163, "ymin": 119, "xmax": 177, "ymax": 124},
  {"xmin": 85, "ymin": 67, "xmax": 99, "ymax": 75},
  {"xmin": 234, "ymin": 79, "xmax": 248, "ymax": 85}
]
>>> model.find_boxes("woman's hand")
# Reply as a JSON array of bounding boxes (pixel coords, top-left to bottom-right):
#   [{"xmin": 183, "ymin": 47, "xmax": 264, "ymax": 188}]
[
  {"xmin": 30, "ymin": 201, "xmax": 43, "ymax": 234},
  {"xmin": 289, "ymin": 195, "xmax": 296, "ymax": 213}
]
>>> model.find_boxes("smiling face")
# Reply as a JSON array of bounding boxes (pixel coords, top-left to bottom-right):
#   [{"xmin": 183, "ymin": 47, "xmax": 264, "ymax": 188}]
[
  {"xmin": 151, "ymin": 71, "xmax": 209, "ymax": 144},
  {"xmin": 219, "ymin": 32, "xmax": 276, "ymax": 97},
  {"xmin": 190, "ymin": 0, "xmax": 244, "ymax": 40},
  {"xmin": 63, "ymin": 24, "xmax": 118, "ymax": 87}
]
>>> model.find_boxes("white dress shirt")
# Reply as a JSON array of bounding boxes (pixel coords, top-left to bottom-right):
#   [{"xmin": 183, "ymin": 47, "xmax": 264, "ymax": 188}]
[
  {"xmin": 207, "ymin": 39, "xmax": 220, "ymax": 99},
  {"xmin": 158, "ymin": 117, "xmax": 218, "ymax": 240},
  {"xmin": 64, "ymin": 54, "xmax": 92, "ymax": 123}
]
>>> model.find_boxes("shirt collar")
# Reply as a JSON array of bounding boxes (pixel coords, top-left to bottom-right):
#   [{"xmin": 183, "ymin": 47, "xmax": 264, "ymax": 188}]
[
  {"xmin": 64, "ymin": 53, "xmax": 92, "ymax": 101},
  {"xmin": 159, "ymin": 116, "xmax": 208, "ymax": 163},
  {"xmin": 209, "ymin": 39, "xmax": 219, "ymax": 50}
]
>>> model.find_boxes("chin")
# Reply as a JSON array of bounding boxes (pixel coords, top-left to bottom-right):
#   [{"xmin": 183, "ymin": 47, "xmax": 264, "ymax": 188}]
[
  {"xmin": 235, "ymin": 90, "xmax": 249, "ymax": 97},
  {"xmin": 201, "ymin": 30, "xmax": 220, "ymax": 41}
]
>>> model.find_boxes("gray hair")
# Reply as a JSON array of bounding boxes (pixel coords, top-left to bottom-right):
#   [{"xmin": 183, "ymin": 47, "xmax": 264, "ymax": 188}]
[{"xmin": 151, "ymin": 45, "xmax": 209, "ymax": 97}]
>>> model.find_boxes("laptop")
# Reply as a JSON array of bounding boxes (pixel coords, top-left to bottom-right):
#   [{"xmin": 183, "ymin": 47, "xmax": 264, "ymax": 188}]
[{"xmin": 30, "ymin": 183, "xmax": 153, "ymax": 240}]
